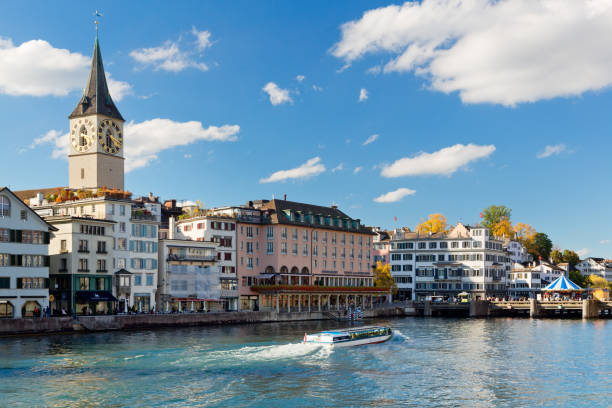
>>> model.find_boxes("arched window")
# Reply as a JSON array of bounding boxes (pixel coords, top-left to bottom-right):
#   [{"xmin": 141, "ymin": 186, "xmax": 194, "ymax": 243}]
[
  {"xmin": 280, "ymin": 266, "xmax": 288, "ymax": 274},
  {"xmin": 290, "ymin": 266, "xmax": 299, "ymax": 274},
  {"xmin": 265, "ymin": 266, "xmax": 275, "ymax": 274},
  {"xmin": 0, "ymin": 301, "xmax": 13, "ymax": 318},
  {"xmin": 301, "ymin": 267, "xmax": 309, "ymax": 275},
  {"xmin": 0, "ymin": 196, "xmax": 10, "ymax": 217},
  {"xmin": 22, "ymin": 301, "xmax": 41, "ymax": 317}
]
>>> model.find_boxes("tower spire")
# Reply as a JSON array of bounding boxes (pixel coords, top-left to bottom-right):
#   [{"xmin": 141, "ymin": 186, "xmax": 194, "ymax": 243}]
[{"xmin": 69, "ymin": 29, "xmax": 124, "ymax": 121}]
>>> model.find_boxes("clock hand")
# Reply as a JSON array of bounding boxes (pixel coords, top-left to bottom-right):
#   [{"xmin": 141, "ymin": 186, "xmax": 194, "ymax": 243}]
[{"xmin": 109, "ymin": 135, "xmax": 123, "ymax": 147}]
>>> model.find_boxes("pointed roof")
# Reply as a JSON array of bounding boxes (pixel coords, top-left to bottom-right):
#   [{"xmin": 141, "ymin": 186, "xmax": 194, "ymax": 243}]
[
  {"xmin": 69, "ymin": 34, "xmax": 124, "ymax": 121},
  {"xmin": 542, "ymin": 275, "xmax": 582, "ymax": 291}
]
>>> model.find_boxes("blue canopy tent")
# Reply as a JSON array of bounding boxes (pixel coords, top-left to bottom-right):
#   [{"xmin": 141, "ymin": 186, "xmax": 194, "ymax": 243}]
[{"xmin": 542, "ymin": 275, "xmax": 583, "ymax": 291}]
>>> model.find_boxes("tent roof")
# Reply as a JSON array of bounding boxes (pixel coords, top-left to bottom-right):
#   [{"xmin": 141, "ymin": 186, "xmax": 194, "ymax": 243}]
[{"xmin": 542, "ymin": 275, "xmax": 582, "ymax": 291}]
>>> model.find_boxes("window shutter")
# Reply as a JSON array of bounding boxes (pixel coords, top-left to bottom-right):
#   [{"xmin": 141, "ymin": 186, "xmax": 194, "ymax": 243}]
[
  {"xmin": 15, "ymin": 230, "xmax": 22, "ymax": 242},
  {"xmin": 131, "ymin": 258, "xmax": 135, "ymax": 269},
  {"xmin": 16, "ymin": 278, "xmax": 22, "ymax": 288},
  {"xmin": 152, "ymin": 259, "xmax": 157, "ymax": 269},
  {"xmin": 132, "ymin": 224, "xmax": 136, "ymax": 236},
  {"xmin": 130, "ymin": 241, "xmax": 135, "ymax": 251},
  {"xmin": 44, "ymin": 232, "xmax": 50, "ymax": 244}
]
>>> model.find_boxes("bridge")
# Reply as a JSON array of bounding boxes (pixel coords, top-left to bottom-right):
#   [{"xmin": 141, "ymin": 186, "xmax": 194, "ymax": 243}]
[{"xmin": 409, "ymin": 299, "xmax": 612, "ymax": 319}]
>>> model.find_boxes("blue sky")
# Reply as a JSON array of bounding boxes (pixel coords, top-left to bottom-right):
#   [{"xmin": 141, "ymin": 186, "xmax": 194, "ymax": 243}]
[{"xmin": 1, "ymin": 0, "xmax": 612, "ymax": 258}]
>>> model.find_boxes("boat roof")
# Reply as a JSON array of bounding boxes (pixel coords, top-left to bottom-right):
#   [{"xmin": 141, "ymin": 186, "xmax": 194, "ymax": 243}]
[{"xmin": 316, "ymin": 326, "xmax": 389, "ymax": 335}]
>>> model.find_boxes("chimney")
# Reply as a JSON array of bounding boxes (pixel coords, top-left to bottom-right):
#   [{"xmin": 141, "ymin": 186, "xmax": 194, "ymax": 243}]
[
  {"xmin": 169, "ymin": 217, "xmax": 176, "ymax": 240},
  {"xmin": 283, "ymin": 194, "xmax": 287, "ymax": 200}
]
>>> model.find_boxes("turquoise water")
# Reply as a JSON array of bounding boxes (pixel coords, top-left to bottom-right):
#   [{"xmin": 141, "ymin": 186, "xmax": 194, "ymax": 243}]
[{"xmin": 0, "ymin": 318, "xmax": 610, "ymax": 407}]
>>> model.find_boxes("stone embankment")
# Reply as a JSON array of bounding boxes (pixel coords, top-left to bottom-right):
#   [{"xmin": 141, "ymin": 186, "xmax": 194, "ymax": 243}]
[{"xmin": 0, "ymin": 307, "xmax": 401, "ymax": 336}]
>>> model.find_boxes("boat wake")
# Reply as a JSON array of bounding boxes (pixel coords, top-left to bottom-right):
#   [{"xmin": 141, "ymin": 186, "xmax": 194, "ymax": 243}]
[
  {"xmin": 391, "ymin": 329, "xmax": 409, "ymax": 342},
  {"xmin": 227, "ymin": 342, "xmax": 331, "ymax": 362}
]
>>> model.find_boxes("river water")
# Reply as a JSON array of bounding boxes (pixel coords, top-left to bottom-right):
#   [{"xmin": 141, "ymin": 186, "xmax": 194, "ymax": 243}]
[{"xmin": 0, "ymin": 317, "xmax": 610, "ymax": 407}]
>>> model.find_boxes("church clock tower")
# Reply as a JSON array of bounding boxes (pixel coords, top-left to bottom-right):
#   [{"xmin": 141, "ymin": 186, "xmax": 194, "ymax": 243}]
[{"xmin": 68, "ymin": 34, "xmax": 125, "ymax": 191}]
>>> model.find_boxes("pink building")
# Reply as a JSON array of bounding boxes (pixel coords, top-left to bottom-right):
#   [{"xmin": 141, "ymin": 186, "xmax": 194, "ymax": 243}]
[{"xmin": 235, "ymin": 199, "xmax": 387, "ymax": 311}]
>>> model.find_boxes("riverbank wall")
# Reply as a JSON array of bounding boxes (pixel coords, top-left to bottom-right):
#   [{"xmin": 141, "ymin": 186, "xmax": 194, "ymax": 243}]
[{"xmin": 1, "ymin": 308, "xmax": 403, "ymax": 336}]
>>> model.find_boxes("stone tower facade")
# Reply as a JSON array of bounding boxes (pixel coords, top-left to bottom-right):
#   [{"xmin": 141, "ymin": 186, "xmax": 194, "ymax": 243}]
[{"xmin": 68, "ymin": 35, "xmax": 125, "ymax": 191}]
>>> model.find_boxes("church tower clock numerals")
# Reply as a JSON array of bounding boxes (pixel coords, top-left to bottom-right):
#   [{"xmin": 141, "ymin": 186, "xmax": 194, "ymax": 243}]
[
  {"xmin": 98, "ymin": 119, "xmax": 123, "ymax": 154},
  {"xmin": 70, "ymin": 119, "xmax": 95, "ymax": 152}
]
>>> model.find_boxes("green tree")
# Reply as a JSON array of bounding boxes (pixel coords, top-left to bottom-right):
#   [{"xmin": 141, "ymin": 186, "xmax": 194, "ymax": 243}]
[
  {"xmin": 562, "ymin": 250, "xmax": 580, "ymax": 269},
  {"xmin": 550, "ymin": 249, "xmax": 563, "ymax": 264},
  {"xmin": 373, "ymin": 261, "xmax": 397, "ymax": 294},
  {"xmin": 569, "ymin": 270, "xmax": 587, "ymax": 288},
  {"xmin": 532, "ymin": 232, "xmax": 553, "ymax": 260},
  {"xmin": 482, "ymin": 205, "xmax": 512, "ymax": 229}
]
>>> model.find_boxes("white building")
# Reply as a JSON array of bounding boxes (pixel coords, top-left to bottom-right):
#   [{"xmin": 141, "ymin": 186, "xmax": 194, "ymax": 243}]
[
  {"xmin": 576, "ymin": 257, "xmax": 612, "ymax": 282},
  {"xmin": 157, "ymin": 236, "xmax": 222, "ymax": 312},
  {"xmin": 508, "ymin": 262, "xmax": 541, "ymax": 298},
  {"xmin": 504, "ymin": 240, "xmax": 532, "ymax": 264},
  {"xmin": 46, "ymin": 215, "xmax": 116, "ymax": 315},
  {"xmin": 175, "ymin": 211, "xmax": 238, "ymax": 310},
  {"xmin": 0, "ymin": 187, "xmax": 56, "ymax": 318},
  {"xmin": 389, "ymin": 223, "xmax": 510, "ymax": 300},
  {"xmin": 532, "ymin": 261, "xmax": 565, "ymax": 286}
]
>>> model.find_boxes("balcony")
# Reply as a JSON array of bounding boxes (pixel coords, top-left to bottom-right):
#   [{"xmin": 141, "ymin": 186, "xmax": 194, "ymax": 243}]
[
  {"xmin": 58, "ymin": 268, "xmax": 68, "ymax": 273},
  {"xmin": 220, "ymin": 289, "xmax": 238, "ymax": 298},
  {"xmin": 96, "ymin": 250, "xmax": 108, "ymax": 254},
  {"xmin": 77, "ymin": 269, "xmax": 90, "ymax": 273},
  {"xmin": 78, "ymin": 249, "xmax": 90, "ymax": 253},
  {"xmin": 166, "ymin": 254, "xmax": 216, "ymax": 262},
  {"xmin": 96, "ymin": 269, "xmax": 108, "ymax": 273}
]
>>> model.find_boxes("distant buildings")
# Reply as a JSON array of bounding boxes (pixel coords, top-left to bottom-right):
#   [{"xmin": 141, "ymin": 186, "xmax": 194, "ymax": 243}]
[
  {"xmin": 0, "ymin": 187, "xmax": 56, "ymax": 318},
  {"xmin": 508, "ymin": 262, "xmax": 541, "ymax": 298},
  {"xmin": 389, "ymin": 223, "xmax": 510, "ymax": 301},
  {"xmin": 576, "ymin": 258, "xmax": 612, "ymax": 282},
  {"xmin": 532, "ymin": 261, "xmax": 565, "ymax": 286},
  {"xmin": 504, "ymin": 240, "xmax": 532, "ymax": 264}
]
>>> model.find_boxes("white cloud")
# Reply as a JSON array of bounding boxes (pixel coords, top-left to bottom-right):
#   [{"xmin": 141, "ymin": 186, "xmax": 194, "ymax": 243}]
[
  {"xmin": 312, "ymin": 85, "xmax": 323, "ymax": 92},
  {"xmin": 260, "ymin": 157, "xmax": 325, "ymax": 183},
  {"xmin": 0, "ymin": 37, "xmax": 130, "ymax": 100},
  {"xmin": 576, "ymin": 248, "xmax": 590, "ymax": 258},
  {"xmin": 32, "ymin": 119, "xmax": 239, "ymax": 172},
  {"xmin": 363, "ymin": 134, "xmax": 379, "ymax": 145},
  {"xmin": 191, "ymin": 27, "xmax": 212, "ymax": 51},
  {"xmin": 131, "ymin": 28, "xmax": 211, "ymax": 72},
  {"xmin": 537, "ymin": 144, "xmax": 567, "ymax": 159},
  {"xmin": 381, "ymin": 143, "xmax": 496, "ymax": 177},
  {"xmin": 331, "ymin": 163, "xmax": 344, "ymax": 172},
  {"xmin": 374, "ymin": 187, "xmax": 416, "ymax": 203},
  {"xmin": 367, "ymin": 65, "xmax": 382, "ymax": 75},
  {"xmin": 296, "ymin": 75, "xmax": 305, "ymax": 82},
  {"xmin": 332, "ymin": 0, "xmax": 612, "ymax": 106},
  {"xmin": 600, "ymin": 239, "xmax": 610, "ymax": 244},
  {"xmin": 353, "ymin": 166, "xmax": 363, "ymax": 174},
  {"xmin": 359, "ymin": 88, "xmax": 368, "ymax": 102},
  {"xmin": 184, "ymin": 154, "xmax": 192, "ymax": 158},
  {"xmin": 262, "ymin": 82, "xmax": 293, "ymax": 105}
]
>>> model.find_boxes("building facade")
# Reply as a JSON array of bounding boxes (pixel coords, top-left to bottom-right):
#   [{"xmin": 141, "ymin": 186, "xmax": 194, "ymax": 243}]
[
  {"xmin": 176, "ymin": 211, "xmax": 238, "ymax": 310},
  {"xmin": 576, "ymin": 257, "xmax": 612, "ymax": 282},
  {"xmin": 157, "ymin": 238, "xmax": 222, "ymax": 312},
  {"xmin": 233, "ymin": 199, "xmax": 381, "ymax": 311},
  {"xmin": 389, "ymin": 223, "xmax": 510, "ymax": 301},
  {"xmin": 508, "ymin": 262, "xmax": 541, "ymax": 298},
  {"xmin": 0, "ymin": 188, "xmax": 55, "ymax": 318}
]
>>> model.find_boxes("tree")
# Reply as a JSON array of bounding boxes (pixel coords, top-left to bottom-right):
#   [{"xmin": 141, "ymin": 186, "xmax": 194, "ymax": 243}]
[
  {"xmin": 569, "ymin": 270, "xmax": 588, "ymax": 288},
  {"xmin": 587, "ymin": 274, "xmax": 610, "ymax": 289},
  {"xmin": 373, "ymin": 261, "xmax": 397, "ymax": 294},
  {"xmin": 532, "ymin": 232, "xmax": 553, "ymax": 260},
  {"xmin": 562, "ymin": 250, "xmax": 580, "ymax": 269},
  {"xmin": 416, "ymin": 214, "xmax": 447, "ymax": 235},
  {"xmin": 513, "ymin": 222, "xmax": 536, "ymax": 244},
  {"xmin": 550, "ymin": 249, "xmax": 563, "ymax": 264},
  {"xmin": 481, "ymin": 205, "xmax": 512, "ymax": 229},
  {"xmin": 490, "ymin": 216, "xmax": 514, "ymax": 238}
]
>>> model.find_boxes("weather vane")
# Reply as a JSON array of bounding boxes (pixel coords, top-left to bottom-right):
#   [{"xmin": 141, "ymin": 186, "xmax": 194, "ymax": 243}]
[{"xmin": 94, "ymin": 10, "xmax": 103, "ymax": 32}]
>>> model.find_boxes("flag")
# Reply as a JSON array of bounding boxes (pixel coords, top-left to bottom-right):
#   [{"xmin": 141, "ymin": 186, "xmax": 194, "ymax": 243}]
[
  {"xmin": 479, "ymin": 212, "xmax": 483, "ymax": 218},
  {"xmin": 394, "ymin": 216, "xmax": 397, "ymax": 222}
]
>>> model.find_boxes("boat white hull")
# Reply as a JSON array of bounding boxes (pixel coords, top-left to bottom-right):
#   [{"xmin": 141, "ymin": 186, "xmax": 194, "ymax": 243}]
[{"xmin": 306, "ymin": 333, "xmax": 392, "ymax": 347}]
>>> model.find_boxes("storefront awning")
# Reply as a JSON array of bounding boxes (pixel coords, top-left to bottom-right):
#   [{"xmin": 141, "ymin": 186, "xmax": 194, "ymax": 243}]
[
  {"xmin": 76, "ymin": 291, "xmax": 118, "ymax": 302},
  {"xmin": 257, "ymin": 273, "xmax": 278, "ymax": 279}
]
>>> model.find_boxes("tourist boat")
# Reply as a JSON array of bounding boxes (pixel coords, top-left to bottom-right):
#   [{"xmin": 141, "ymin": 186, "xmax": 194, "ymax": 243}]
[{"xmin": 304, "ymin": 326, "xmax": 393, "ymax": 347}]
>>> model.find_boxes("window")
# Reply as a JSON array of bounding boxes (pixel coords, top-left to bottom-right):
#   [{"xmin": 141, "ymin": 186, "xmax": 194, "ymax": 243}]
[
  {"xmin": 96, "ymin": 259, "xmax": 106, "ymax": 272},
  {"xmin": 267, "ymin": 242, "xmax": 274, "ymax": 254},
  {"xmin": 60, "ymin": 258, "xmax": 67, "ymax": 271},
  {"xmin": 267, "ymin": 226, "xmax": 274, "ymax": 239},
  {"xmin": 120, "ymin": 222, "xmax": 126, "ymax": 233},
  {"xmin": 313, "ymin": 231, "xmax": 318, "ymax": 242},
  {"xmin": 281, "ymin": 242, "xmax": 287, "ymax": 254},
  {"xmin": 224, "ymin": 252, "xmax": 231, "ymax": 261},
  {"xmin": 0, "ymin": 196, "xmax": 10, "ymax": 217},
  {"xmin": 60, "ymin": 240, "xmax": 67, "ymax": 252},
  {"xmin": 246, "ymin": 242, "xmax": 253, "ymax": 254},
  {"xmin": 146, "ymin": 275, "xmax": 154, "ymax": 286},
  {"xmin": 391, "ymin": 254, "xmax": 401, "ymax": 261},
  {"xmin": 303, "ymin": 230, "xmax": 308, "ymax": 241},
  {"xmin": 97, "ymin": 241, "xmax": 106, "ymax": 253},
  {"xmin": 78, "ymin": 258, "xmax": 88, "ymax": 271},
  {"xmin": 440, "ymin": 242, "xmax": 448, "ymax": 249},
  {"xmin": 117, "ymin": 238, "xmax": 127, "ymax": 251},
  {"xmin": 79, "ymin": 277, "xmax": 89, "ymax": 290},
  {"xmin": 292, "ymin": 228, "xmax": 298, "ymax": 240},
  {"xmin": 323, "ymin": 231, "xmax": 328, "ymax": 243},
  {"xmin": 292, "ymin": 244, "xmax": 298, "ymax": 255},
  {"xmin": 247, "ymin": 258, "xmax": 254, "ymax": 269},
  {"xmin": 418, "ymin": 242, "xmax": 426, "ymax": 249},
  {"xmin": 81, "ymin": 168, "xmax": 85, "ymax": 179},
  {"xmin": 246, "ymin": 226, "xmax": 253, "ymax": 237},
  {"xmin": 78, "ymin": 240, "xmax": 88, "ymax": 252},
  {"xmin": 281, "ymin": 228, "xmax": 287, "ymax": 239},
  {"xmin": 429, "ymin": 242, "xmax": 437, "ymax": 249},
  {"xmin": 0, "ymin": 277, "xmax": 9, "ymax": 289},
  {"xmin": 134, "ymin": 275, "xmax": 142, "ymax": 285},
  {"xmin": 313, "ymin": 246, "xmax": 318, "ymax": 256},
  {"xmin": 20, "ymin": 210, "xmax": 27, "ymax": 220},
  {"xmin": 108, "ymin": 204, "xmax": 114, "ymax": 215},
  {"xmin": 120, "ymin": 205, "xmax": 126, "ymax": 216},
  {"xmin": 303, "ymin": 244, "xmax": 308, "ymax": 256}
]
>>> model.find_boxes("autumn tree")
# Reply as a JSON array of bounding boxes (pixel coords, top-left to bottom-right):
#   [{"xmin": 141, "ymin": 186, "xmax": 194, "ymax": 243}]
[
  {"xmin": 373, "ymin": 261, "xmax": 397, "ymax": 294},
  {"xmin": 513, "ymin": 222, "xmax": 536, "ymax": 244},
  {"xmin": 416, "ymin": 214, "xmax": 447, "ymax": 235},
  {"xmin": 481, "ymin": 205, "xmax": 512, "ymax": 229},
  {"xmin": 587, "ymin": 274, "xmax": 611, "ymax": 289},
  {"xmin": 490, "ymin": 216, "xmax": 514, "ymax": 238},
  {"xmin": 550, "ymin": 249, "xmax": 563, "ymax": 264}
]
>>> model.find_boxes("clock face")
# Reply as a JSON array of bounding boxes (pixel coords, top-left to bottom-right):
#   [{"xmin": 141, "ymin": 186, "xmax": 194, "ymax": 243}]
[
  {"xmin": 70, "ymin": 119, "xmax": 95, "ymax": 152},
  {"xmin": 98, "ymin": 119, "xmax": 123, "ymax": 154}
]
